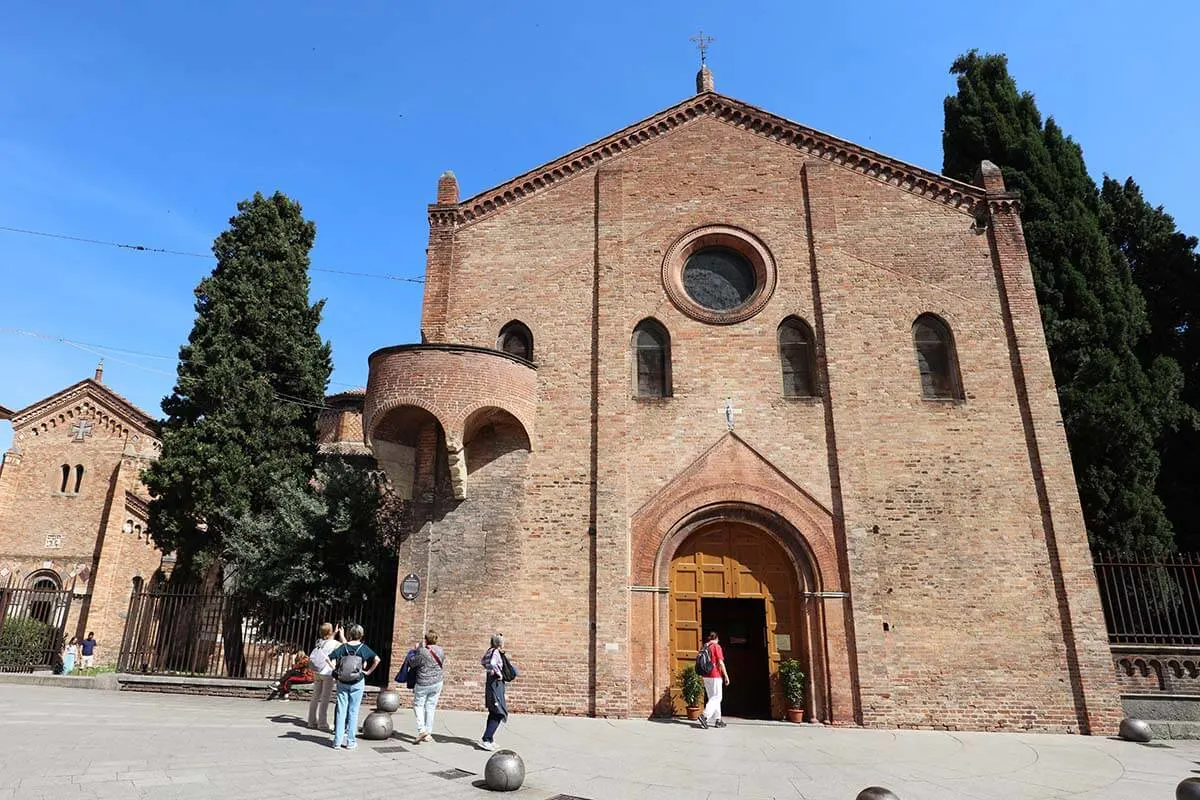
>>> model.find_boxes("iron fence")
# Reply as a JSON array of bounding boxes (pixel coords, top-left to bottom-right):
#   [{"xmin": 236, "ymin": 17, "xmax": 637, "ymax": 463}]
[
  {"xmin": 118, "ymin": 587, "xmax": 392, "ymax": 686},
  {"xmin": 0, "ymin": 579, "xmax": 75, "ymax": 672},
  {"xmin": 1095, "ymin": 552, "xmax": 1200, "ymax": 646}
]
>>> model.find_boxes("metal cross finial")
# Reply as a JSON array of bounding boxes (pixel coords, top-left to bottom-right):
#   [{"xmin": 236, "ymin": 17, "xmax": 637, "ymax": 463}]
[{"xmin": 690, "ymin": 30, "xmax": 714, "ymax": 66}]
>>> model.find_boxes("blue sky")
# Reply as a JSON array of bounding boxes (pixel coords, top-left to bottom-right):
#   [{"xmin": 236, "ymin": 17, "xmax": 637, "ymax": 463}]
[{"xmin": 2, "ymin": 1, "xmax": 1196, "ymax": 452}]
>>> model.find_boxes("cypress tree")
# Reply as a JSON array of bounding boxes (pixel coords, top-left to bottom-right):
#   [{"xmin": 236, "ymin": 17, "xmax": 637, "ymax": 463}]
[
  {"xmin": 145, "ymin": 191, "xmax": 332, "ymax": 570},
  {"xmin": 942, "ymin": 52, "xmax": 1183, "ymax": 557},
  {"xmin": 1100, "ymin": 177, "xmax": 1200, "ymax": 550}
]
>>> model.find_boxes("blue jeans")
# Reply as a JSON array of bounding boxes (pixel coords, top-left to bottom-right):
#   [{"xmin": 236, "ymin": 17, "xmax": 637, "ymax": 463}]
[
  {"xmin": 333, "ymin": 680, "xmax": 364, "ymax": 747},
  {"xmin": 413, "ymin": 681, "xmax": 443, "ymax": 735}
]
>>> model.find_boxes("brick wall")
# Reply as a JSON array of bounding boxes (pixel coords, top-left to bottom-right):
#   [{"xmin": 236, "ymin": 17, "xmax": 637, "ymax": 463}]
[
  {"xmin": 369, "ymin": 94, "xmax": 1121, "ymax": 731},
  {"xmin": 0, "ymin": 381, "xmax": 166, "ymax": 663}
]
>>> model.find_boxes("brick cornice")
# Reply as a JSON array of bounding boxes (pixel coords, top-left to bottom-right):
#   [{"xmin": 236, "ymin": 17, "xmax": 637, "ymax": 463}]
[
  {"xmin": 11, "ymin": 379, "xmax": 158, "ymax": 439},
  {"xmin": 124, "ymin": 491, "xmax": 150, "ymax": 519},
  {"xmin": 431, "ymin": 92, "xmax": 986, "ymax": 228}
]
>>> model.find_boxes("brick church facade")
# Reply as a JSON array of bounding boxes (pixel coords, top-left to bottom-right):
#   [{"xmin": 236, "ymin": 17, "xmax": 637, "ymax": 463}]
[
  {"xmin": 363, "ymin": 68, "xmax": 1122, "ymax": 733},
  {"xmin": 0, "ymin": 365, "xmax": 169, "ymax": 658}
]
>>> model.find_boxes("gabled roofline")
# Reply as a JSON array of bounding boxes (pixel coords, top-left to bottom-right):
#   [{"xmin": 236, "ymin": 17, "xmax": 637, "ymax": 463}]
[
  {"xmin": 0, "ymin": 404, "xmax": 11, "ymax": 421},
  {"xmin": 431, "ymin": 91, "xmax": 986, "ymax": 228},
  {"xmin": 11, "ymin": 378, "xmax": 157, "ymax": 436}
]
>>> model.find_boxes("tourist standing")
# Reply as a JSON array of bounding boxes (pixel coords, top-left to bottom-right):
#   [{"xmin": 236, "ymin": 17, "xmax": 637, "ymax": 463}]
[
  {"xmin": 412, "ymin": 630, "xmax": 445, "ymax": 743},
  {"xmin": 479, "ymin": 633, "xmax": 514, "ymax": 751},
  {"xmin": 62, "ymin": 636, "xmax": 78, "ymax": 674},
  {"xmin": 306, "ymin": 623, "xmax": 343, "ymax": 730},
  {"xmin": 698, "ymin": 631, "xmax": 730, "ymax": 729},
  {"xmin": 330, "ymin": 624, "xmax": 379, "ymax": 750},
  {"xmin": 80, "ymin": 632, "xmax": 97, "ymax": 668}
]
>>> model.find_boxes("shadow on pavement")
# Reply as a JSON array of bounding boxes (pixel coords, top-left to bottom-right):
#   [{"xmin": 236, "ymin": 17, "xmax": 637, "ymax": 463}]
[
  {"xmin": 279, "ymin": 730, "xmax": 335, "ymax": 748},
  {"xmin": 266, "ymin": 714, "xmax": 311, "ymax": 728}
]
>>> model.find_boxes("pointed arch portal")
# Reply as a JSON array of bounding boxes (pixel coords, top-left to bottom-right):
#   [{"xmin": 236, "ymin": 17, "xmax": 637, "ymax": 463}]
[{"xmin": 629, "ymin": 433, "xmax": 858, "ymax": 725}]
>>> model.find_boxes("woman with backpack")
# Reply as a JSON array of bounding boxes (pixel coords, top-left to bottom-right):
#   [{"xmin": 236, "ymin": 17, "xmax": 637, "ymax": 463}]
[
  {"xmin": 411, "ymin": 630, "xmax": 445, "ymax": 743},
  {"xmin": 328, "ymin": 624, "xmax": 380, "ymax": 750},
  {"xmin": 479, "ymin": 633, "xmax": 517, "ymax": 751}
]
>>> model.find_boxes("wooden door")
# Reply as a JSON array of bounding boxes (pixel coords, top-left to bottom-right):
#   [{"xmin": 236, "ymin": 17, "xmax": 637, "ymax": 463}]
[{"xmin": 669, "ymin": 521, "xmax": 803, "ymax": 718}]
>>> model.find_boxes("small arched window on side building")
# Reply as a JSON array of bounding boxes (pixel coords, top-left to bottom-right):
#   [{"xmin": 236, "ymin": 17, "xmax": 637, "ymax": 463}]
[
  {"xmin": 912, "ymin": 314, "xmax": 964, "ymax": 400},
  {"xmin": 779, "ymin": 317, "xmax": 818, "ymax": 397},
  {"xmin": 59, "ymin": 464, "xmax": 70, "ymax": 493},
  {"xmin": 497, "ymin": 321, "xmax": 534, "ymax": 362},
  {"xmin": 633, "ymin": 318, "xmax": 672, "ymax": 398},
  {"xmin": 73, "ymin": 465, "xmax": 84, "ymax": 494}
]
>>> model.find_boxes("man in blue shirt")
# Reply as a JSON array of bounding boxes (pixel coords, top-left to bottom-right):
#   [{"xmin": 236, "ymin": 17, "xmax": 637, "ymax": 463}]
[
  {"xmin": 80, "ymin": 632, "xmax": 97, "ymax": 669},
  {"xmin": 328, "ymin": 625, "xmax": 379, "ymax": 750}
]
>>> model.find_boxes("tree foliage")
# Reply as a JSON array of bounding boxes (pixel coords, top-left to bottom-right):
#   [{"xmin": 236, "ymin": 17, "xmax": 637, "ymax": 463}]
[
  {"xmin": 1100, "ymin": 177, "xmax": 1200, "ymax": 550},
  {"xmin": 145, "ymin": 192, "xmax": 332, "ymax": 567},
  {"xmin": 942, "ymin": 52, "xmax": 1186, "ymax": 556},
  {"xmin": 224, "ymin": 459, "xmax": 406, "ymax": 606}
]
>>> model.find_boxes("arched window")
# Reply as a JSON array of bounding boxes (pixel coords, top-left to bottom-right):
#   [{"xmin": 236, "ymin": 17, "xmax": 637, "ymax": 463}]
[
  {"xmin": 778, "ymin": 317, "xmax": 818, "ymax": 397},
  {"xmin": 59, "ymin": 464, "xmax": 70, "ymax": 493},
  {"xmin": 913, "ymin": 314, "xmax": 963, "ymax": 400},
  {"xmin": 73, "ymin": 465, "xmax": 84, "ymax": 494},
  {"xmin": 633, "ymin": 319, "xmax": 672, "ymax": 398},
  {"xmin": 132, "ymin": 576, "xmax": 144, "ymax": 594},
  {"xmin": 497, "ymin": 321, "xmax": 533, "ymax": 362}
]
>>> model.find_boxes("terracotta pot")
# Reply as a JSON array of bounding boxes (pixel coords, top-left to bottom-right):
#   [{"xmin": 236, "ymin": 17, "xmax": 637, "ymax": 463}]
[
  {"xmin": 785, "ymin": 707, "xmax": 805, "ymax": 723},
  {"xmin": 686, "ymin": 705, "xmax": 701, "ymax": 720}
]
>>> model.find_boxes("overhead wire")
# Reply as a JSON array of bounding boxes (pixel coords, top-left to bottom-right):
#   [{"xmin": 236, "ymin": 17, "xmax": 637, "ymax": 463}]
[
  {"xmin": 0, "ymin": 327, "xmax": 363, "ymax": 410},
  {"xmin": 0, "ymin": 224, "xmax": 426, "ymax": 284}
]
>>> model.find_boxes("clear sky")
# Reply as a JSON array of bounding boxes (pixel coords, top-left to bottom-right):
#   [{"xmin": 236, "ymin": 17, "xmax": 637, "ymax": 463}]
[{"xmin": 2, "ymin": 1, "xmax": 1196, "ymax": 452}]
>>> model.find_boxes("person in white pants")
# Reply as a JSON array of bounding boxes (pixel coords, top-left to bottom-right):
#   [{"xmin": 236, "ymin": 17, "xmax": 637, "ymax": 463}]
[
  {"xmin": 698, "ymin": 631, "xmax": 730, "ymax": 729},
  {"xmin": 307, "ymin": 623, "xmax": 343, "ymax": 731}
]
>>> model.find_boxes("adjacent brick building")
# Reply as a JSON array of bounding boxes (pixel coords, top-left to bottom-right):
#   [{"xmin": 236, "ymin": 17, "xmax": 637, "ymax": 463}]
[
  {"xmin": 365, "ymin": 68, "xmax": 1122, "ymax": 733},
  {"xmin": 0, "ymin": 365, "xmax": 169, "ymax": 661}
]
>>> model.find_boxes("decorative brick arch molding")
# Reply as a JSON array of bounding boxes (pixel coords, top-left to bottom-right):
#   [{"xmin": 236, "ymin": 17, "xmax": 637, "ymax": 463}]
[
  {"xmin": 364, "ymin": 344, "xmax": 537, "ymax": 499},
  {"xmin": 629, "ymin": 433, "xmax": 858, "ymax": 724}
]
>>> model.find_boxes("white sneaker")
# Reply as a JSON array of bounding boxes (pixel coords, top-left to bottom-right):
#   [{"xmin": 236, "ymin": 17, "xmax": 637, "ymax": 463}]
[{"xmin": 479, "ymin": 740, "xmax": 495, "ymax": 751}]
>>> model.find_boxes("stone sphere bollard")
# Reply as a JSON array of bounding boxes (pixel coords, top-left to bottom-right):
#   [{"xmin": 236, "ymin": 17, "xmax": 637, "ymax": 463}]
[
  {"xmin": 856, "ymin": 789, "xmax": 900, "ymax": 800},
  {"xmin": 1178, "ymin": 777, "xmax": 1200, "ymax": 800},
  {"xmin": 360, "ymin": 710, "xmax": 394, "ymax": 740},
  {"xmin": 484, "ymin": 749, "xmax": 525, "ymax": 791},
  {"xmin": 376, "ymin": 689, "xmax": 401, "ymax": 713},
  {"xmin": 1118, "ymin": 717, "xmax": 1153, "ymax": 743}
]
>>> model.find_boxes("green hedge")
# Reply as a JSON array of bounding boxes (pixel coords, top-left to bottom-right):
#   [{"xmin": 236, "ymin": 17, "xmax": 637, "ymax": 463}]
[{"xmin": 0, "ymin": 616, "xmax": 57, "ymax": 667}]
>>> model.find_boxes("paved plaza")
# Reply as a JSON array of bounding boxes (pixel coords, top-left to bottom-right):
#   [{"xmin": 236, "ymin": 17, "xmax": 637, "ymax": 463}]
[{"xmin": 2, "ymin": 685, "xmax": 1200, "ymax": 799}]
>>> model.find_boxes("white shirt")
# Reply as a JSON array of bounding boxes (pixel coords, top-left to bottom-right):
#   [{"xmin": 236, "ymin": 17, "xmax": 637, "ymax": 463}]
[{"xmin": 310, "ymin": 637, "xmax": 339, "ymax": 676}]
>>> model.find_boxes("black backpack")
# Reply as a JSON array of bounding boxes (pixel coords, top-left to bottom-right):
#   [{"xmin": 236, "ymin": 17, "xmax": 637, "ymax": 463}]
[
  {"xmin": 335, "ymin": 644, "xmax": 365, "ymax": 684},
  {"xmin": 695, "ymin": 643, "xmax": 713, "ymax": 675},
  {"xmin": 499, "ymin": 651, "xmax": 518, "ymax": 682}
]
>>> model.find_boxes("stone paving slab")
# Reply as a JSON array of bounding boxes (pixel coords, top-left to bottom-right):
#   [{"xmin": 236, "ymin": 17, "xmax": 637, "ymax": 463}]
[{"xmin": 4, "ymin": 685, "xmax": 1200, "ymax": 799}]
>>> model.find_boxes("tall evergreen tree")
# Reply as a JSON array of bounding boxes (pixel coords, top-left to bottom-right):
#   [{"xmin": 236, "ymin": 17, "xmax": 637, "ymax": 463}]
[
  {"xmin": 1100, "ymin": 177, "xmax": 1200, "ymax": 550},
  {"xmin": 145, "ymin": 192, "xmax": 332, "ymax": 570},
  {"xmin": 942, "ymin": 52, "xmax": 1184, "ymax": 556}
]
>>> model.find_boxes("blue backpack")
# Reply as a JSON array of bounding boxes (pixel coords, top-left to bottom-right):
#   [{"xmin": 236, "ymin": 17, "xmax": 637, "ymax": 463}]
[{"xmin": 394, "ymin": 648, "xmax": 420, "ymax": 689}]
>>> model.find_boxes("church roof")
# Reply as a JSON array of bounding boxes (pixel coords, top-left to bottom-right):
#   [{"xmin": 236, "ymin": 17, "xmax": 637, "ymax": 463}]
[
  {"xmin": 0, "ymin": 404, "xmax": 11, "ymax": 421},
  {"xmin": 434, "ymin": 90, "xmax": 986, "ymax": 228},
  {"xmin": 9, "ymin": 377, "xmax": 158, "ymax": 438}
]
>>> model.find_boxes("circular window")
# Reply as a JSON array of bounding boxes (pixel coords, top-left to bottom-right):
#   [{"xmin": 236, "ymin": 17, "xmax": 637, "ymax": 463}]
[
  {"xmin": 662, "ymin": 226, "xmax": 776, "ymax": 324},
  {"xmin": 682, "ymin": 248, "xmax": 756, "ymax": 311}
]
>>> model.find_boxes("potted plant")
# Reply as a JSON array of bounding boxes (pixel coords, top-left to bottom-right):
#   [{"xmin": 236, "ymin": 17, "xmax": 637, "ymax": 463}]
[
  {"xmin": 679, "ymin": 664, "xmax": 704, "ymax": 720},
  {"xmin": 779, "ymin": 658, "xmax": 806, "ymax": 723}
]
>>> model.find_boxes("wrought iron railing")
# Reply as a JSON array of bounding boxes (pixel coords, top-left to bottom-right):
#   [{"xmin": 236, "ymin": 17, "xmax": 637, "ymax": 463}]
[
  {"xmin": 0, "ymin": 580, "xmax": 75, "ymax": 672},
  {"xmin": 118, "ymin": 587, "xmax": 392, "ymax": 685},
  {"xmin": 1095, "ymin": 553, "xmax": 1200, "ymax": 646}
]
